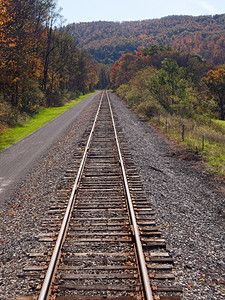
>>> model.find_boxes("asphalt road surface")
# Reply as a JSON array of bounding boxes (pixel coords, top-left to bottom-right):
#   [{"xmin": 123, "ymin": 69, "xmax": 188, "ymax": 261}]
[{"xmin": 0, "ymin": 92, "xmax": 98, "ymax": 203}]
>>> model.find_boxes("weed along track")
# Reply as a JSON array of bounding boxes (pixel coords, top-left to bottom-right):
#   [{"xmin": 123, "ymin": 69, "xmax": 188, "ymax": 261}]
[{"xmin": 21, "ymin": 91, "xmax": 182, "ymax": 300}]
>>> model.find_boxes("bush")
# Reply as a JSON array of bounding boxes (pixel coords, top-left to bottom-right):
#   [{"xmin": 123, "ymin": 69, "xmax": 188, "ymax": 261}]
[
  {"xmin": 0, "ymin": 100, "xmax": 20, "ymax": 126},
  {"xmin": 137, "ymin": 101, "xmax": 165, "ymax": 118},
  {"xmin": 21, "ymin": 78, "xmax": 44, "ymax": 115},
  {"xmin": 69, "ymin": 90, "xmax": 81, "ymax": 100},
  {"xmin": 116, "ymin": 84, "xmax": 129, "ymax": 99},
  {"xmin": 51, "ymin": 90, "xmax": 69, "ymax": 107},
  {"xmin": 127, "ymin": 93, "xmax": 144, "ymax": 106}
]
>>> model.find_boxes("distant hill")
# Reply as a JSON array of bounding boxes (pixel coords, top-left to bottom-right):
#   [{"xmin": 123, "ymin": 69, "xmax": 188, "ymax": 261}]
[{"xmin": 66, "ymin": 14, "xmax": 225, "ymax": 65}]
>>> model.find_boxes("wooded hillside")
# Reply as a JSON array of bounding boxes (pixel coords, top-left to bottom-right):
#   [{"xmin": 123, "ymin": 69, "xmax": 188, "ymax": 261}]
[
  {"xmin": 67, "ymin": 14, "xmax": 225, "ymax": 65},
  {"xmin": 0, "ymin": 0, "xmax": 98, "ymax": 130}
]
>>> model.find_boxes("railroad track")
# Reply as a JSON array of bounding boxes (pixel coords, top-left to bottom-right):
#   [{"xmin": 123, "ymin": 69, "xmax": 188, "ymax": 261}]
[{"xmin": 20, "ymin": 91, "xmax": 182, "ymax": 300}]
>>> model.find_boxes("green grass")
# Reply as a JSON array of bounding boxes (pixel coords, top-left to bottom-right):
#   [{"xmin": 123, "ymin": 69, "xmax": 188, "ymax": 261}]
[
  {"xmin": 213, "ymin": 119, "xmax": 225, "ymax": 126},
  {"xmin": 212, "ymin": 119, "xmax": 225, "ymax": 133},
  {"xmin": 150, "ymin": 115, "xmax": 225, "ymax": 175},
  {"xmin": 0, "ymin": 93, "xmax": 94, "ymax": 152}
]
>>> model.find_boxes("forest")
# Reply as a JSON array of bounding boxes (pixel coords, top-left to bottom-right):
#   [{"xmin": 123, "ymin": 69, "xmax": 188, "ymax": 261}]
[
  {"xmin": 110, "ymin": 45, "xmax": 225, "ymax": 173},
  {"xmin": 111, "ymin": 45, "xmax": 224, "ymax": 119},
  {"xmin": 0, "ymin": 0, "xmax": 98, "ymax": 132},
  {"xmin": 67, "ymin": 14, "xmax": 225, "ymax": 66},
  {"xmin": 0, "ymin": 3, "xmax": 224, "ymax": 173}
]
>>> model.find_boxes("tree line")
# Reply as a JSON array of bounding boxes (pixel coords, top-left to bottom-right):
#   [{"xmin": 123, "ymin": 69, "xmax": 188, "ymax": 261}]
[
  {"xmin": 67, "ymin": 15, "xmax": 225, "ymax": 65},
  {"xmin": 0, "ymin": 0, "xmax": 98, "ymax": 128},
  {"xmin": 111, "ymin": 46, "xmax": 225, "ymax": 120}
]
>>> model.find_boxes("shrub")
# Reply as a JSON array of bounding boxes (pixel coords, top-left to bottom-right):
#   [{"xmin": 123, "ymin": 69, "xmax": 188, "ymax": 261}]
[
  {"xmin": 137, "ymin": 101, "xmax": 165, "ymax": 118},
  {"xmin": 21, "ymin": 78, "xmax": 44, "ymax": 115},
  {"xmin": 0, "ymin": 100, "xmax": 19, "ymax": 126},
  {"xmin": 127, "ymin": 93, "xmax": 144, "ymax": 106},
  {"xmin": 116, "ymin": 84, "xmax": 129, "ymax": 99}
]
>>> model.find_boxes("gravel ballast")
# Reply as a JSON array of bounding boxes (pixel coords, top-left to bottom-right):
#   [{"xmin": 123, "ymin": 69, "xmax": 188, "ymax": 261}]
[
  {"xmin": 0, "ymin": 91, "xmax": 224, "ymax": 299},
  {"xmin": 110, "ymin": 92, "xmax": 225, "ymax": 299},
  {"xmin": 0, "ymin": 95, "xmax": 100, "ymax": 298}
]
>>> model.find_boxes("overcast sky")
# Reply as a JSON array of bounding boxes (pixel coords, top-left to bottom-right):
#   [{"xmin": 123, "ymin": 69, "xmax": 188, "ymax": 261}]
[{"xmin": 57, "ymin": 0, "xmax": 224, "ymax": 24}]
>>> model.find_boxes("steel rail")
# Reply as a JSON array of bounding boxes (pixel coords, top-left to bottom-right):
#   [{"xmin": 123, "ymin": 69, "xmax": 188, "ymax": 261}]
[
  {"xmin": 106, "ymin": 91, "xmax": 154, "ymax": 300},
  {"xmin": 38, "ymin": 92, "xmax": 104, "ymax": 300}
]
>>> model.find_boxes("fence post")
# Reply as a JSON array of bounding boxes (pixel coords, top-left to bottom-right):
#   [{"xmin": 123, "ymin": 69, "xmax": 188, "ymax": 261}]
[
  {"xmin": 182, "ymin": 125, "xmax": 185, "ymax": 141},
  {"xmin": 202, "ymin": 135, "xmax": 205, "ymax": 151}
]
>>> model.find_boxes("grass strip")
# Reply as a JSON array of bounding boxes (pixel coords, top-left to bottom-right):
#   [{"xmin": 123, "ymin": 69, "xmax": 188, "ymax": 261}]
[
  {"xmin": 150, "ymin": 115, "xmax": 225, "ymax": 175},
  {"xmin": 0, "ymin": 93, "xmax": 94, "ymax": 152}
]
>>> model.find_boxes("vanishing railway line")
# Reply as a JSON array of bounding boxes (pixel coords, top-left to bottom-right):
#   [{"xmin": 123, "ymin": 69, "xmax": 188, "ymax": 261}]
[{"xmin": 21, "ymin": 91, "xmax": 182, "ymax": 300}]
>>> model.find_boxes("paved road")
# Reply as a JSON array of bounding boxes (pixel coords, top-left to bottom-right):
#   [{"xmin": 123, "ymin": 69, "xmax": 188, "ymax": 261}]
[{"xmin": 0, "ymin": 92, "xmax": 99, "ymax": 202}]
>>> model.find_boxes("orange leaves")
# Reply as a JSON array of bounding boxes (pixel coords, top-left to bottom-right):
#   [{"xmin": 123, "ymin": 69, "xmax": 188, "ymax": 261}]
[{"xmin": 203, "ymin": 68, "xmax": 225, "ymax": 119}]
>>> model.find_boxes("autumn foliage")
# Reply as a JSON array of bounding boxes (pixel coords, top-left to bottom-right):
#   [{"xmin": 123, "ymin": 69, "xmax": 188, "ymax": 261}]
[
  {"xmin": 111, "ymin": 45, "xmax": 225, "ymax": 120},
  {"xmin": 0, "ymin": 0, "xmax": 98, "ymax": 128},
  {"xmin": 67, "ymin": 15, "xmax": 225, "ymax": 65},
  {"xmin": 203, "ymin": 69, "xmax": 225, "ymax": 120}
]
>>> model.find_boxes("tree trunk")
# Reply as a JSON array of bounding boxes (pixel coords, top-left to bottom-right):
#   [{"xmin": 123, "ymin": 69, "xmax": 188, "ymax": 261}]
[
  {"xmin": 220, "ymin": 96, "xmax": 224, "ymax": 120},
  {"xmin": 42, "ymin": 25, "xmax": 53, "ymax": 92}
]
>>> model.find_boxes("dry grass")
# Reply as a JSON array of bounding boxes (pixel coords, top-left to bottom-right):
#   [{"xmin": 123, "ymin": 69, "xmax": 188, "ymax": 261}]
[{"xmin": 150, "ymin": 114, "xmax": 225, "ymax": 174}]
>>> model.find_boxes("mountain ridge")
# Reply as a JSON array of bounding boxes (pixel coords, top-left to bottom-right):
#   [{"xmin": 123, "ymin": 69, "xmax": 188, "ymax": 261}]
[{"xmin": 66, "ymin": 14, "xmax": 225, "ymax": 65}]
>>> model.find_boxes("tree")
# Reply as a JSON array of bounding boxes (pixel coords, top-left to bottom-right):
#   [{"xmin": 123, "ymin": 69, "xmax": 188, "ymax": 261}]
[
  {"xmin": 204, "ymin": 69, "xmax": 225, "ymax": 120},
  {"xmin": 0, "ymin": 0, "xmax": 98, "ymax": 126},
  {"xmin": 110, "ymin": 53, "xmax": 137, "ymax": 90},
  {"xmin": 161, "ymin": 58, "xmax": 185, "ymax": 97},
  {"xmin": 96, "ymin": 64, "xmax": 111, "ymax": 89}
]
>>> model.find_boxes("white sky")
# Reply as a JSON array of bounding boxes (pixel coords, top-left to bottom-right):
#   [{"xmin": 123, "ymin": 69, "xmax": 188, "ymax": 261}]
[{"xmin": 57, "ymin": 0, "xmax": 224, "ymax": 24}]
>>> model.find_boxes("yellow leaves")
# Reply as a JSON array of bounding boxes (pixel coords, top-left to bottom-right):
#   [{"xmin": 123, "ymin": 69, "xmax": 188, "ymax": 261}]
[
  {"xmin": 122, "ymin": 226, "xmax": 129, "ymax": 231},
  {"xmin": 9, "ymin": 42, "xmax": 16, "ymax": 48},
  {"xmin": 8, "ymin": 211, "xmax": 15, "ymax": 216},
  {"xmin": 12, "ymin": 77, "xmax": 20, "ymax": 83}
]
